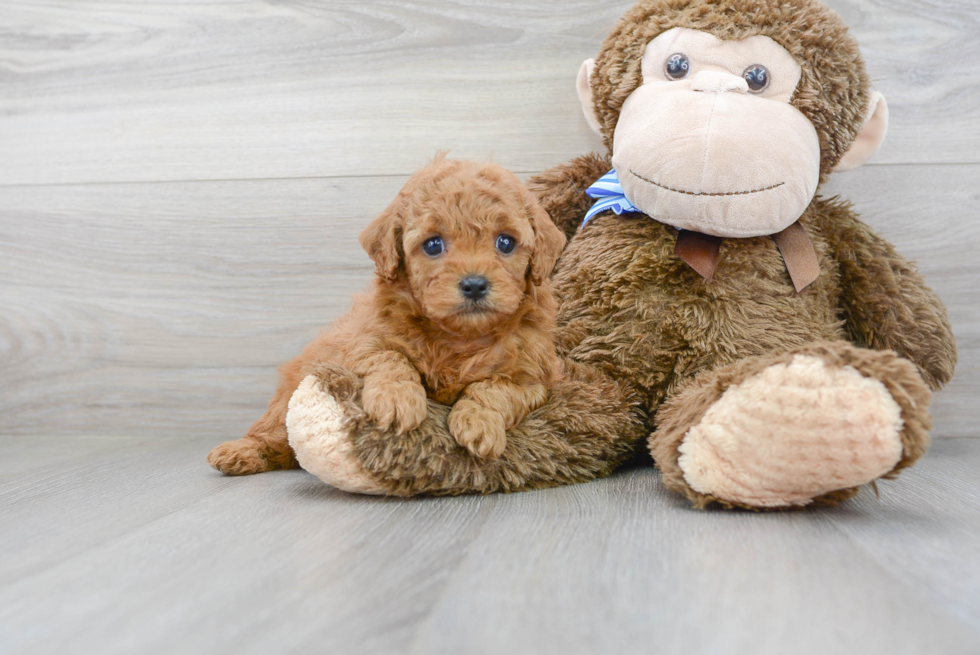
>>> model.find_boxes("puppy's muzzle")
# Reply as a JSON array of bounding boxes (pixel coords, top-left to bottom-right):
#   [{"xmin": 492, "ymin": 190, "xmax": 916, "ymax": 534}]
[{"xmin": 459, "ymin": 275, "xmax": 490, "ymax": 301}]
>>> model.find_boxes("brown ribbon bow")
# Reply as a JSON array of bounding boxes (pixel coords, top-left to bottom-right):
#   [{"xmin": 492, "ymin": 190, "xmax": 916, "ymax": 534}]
[{"xmin": 674, "ymin": 220, "xmax": 820, "ymax": 293}]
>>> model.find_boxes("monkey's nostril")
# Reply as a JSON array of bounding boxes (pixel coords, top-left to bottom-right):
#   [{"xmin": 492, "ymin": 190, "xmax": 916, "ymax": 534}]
[
  {"xmin": 690, "ymin": 70, "xmax": 749, "ymax": 94},
  {"xmin": 459, "ymin": 275, "xmax": 490, "ymax": 301}
]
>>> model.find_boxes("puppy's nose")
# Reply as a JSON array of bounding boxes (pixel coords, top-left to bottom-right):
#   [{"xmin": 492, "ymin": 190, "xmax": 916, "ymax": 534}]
[{"xmin": 459, "ymin": 275, "xmax": 490, "ymax": 301}]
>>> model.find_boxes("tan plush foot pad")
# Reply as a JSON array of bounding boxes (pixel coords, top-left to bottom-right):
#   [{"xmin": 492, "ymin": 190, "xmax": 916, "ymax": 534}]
[
  {"xmin": 286, "ymin": 375, "xmax": 386, "ymax": 494},
  {"xmin": 677, "ymin": 354, "xmax": 904, "ymax": 507}
]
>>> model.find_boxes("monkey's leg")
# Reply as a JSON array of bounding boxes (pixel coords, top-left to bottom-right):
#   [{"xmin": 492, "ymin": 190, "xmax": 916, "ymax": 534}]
[
  {"xmin": 285, "ymin": 360, "xmax": 646, "ymax": 496},
  {"xmin": 650, "ymin": 342, "xmax": 932, "ymax": 510}
]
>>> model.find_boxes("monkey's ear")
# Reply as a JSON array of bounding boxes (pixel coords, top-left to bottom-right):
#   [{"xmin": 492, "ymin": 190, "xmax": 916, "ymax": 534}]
[
  {"xmin": 359, "ymin": 194, "xmax": 406, "ymax": 281},
  {"xmin": 577, "ymin": 58, "xmax": 603, "ymax": 135},
  {"xmin": 834, "ymin": 91, "xmax": 889, "ymax": 173},
  {"xmin": 525, "ymin": 190, "xmax": 567, "ymax": 286}
]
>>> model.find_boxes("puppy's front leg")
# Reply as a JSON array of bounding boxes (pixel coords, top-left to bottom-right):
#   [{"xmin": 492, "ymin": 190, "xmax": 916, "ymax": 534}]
[
  {"xmin": 358, "ymin": 351, "xmax": 429, "ymax": 435},
  {"xmin": 448, "ymin": 379, "xmax": 548, "ymax": 459}
]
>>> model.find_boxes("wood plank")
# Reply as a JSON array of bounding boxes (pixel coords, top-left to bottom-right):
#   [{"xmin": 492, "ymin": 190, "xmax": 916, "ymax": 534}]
[
  {"xmin": 1, "ymin": 436, "xmax": 978, "ymax": 654},
  {"xmin": 408, "ymin": 451, "xmax": 980, "ymax": 655},
  {"xmin": 0, "ymin": 434, "xmax": 158, "ymax": 486},
  {"xmin": 824, "ymin": 438, "xmax": 980, "ymax": 632},
  {"xmin": 0, "ymin": 434, "xmax": 497, "ymax": 655},
  {"xmin": 0, "ymin": 176, "xmax": 392, "ymax": 439},
  {"xmin": 0, "ymin": 164, "xmax": 976, "ymax": 438},
  {"xmin": 0, "ymin": 435, "xmax": 237, "ymax": 587},
  {"xmin": 0, "ymin": 0, "xmax": 977, "ymax": 186}
]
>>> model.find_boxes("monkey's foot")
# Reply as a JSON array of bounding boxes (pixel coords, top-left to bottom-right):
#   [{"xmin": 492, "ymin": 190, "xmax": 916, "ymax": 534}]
[
  {"xmin": 651, "ymin": 343, "xmax": 932, "ymax": 509},
  {"xmin": 286, "ymin": 369, "xmax": 387, "ymax": 495}
]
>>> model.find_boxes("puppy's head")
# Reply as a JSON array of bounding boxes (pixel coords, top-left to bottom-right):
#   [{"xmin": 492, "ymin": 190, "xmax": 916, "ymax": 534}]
[{"xmin": 360, "ymin": 157, "xmax": 566, "ymax": 335}]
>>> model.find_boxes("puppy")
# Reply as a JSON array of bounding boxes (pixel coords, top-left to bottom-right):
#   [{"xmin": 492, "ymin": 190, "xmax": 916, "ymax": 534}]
[{"xmin": 208, "ymin": 157, "xmax": 567, "ymax": 475}]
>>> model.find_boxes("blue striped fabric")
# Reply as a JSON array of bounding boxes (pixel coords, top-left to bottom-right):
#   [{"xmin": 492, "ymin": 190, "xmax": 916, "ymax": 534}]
[{"xmin": 582, "ymin": 168, "xmax": 642, "ymax": 227}]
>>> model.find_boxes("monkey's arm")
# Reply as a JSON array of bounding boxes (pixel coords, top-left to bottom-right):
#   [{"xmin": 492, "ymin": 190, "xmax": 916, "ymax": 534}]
[
  {"xmin": 527, "ymin": 153, "xmax": 612, "ymax": 240},
  {"xmin": 287, "ymin": 360, "xmax": 645, "ymax": 496},
  {"xmin": 817, "ymin": 199, "xmax": 957, "ymax": 390}
]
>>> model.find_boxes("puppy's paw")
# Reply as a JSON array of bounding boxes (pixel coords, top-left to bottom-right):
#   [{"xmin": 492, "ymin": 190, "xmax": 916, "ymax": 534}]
[
  {"xmin": 448, "ymin": 400, "xmax": 507, "ymax": 459},
  {"xmin": 362, "ymin": 379, "xmax": 429, "ymax": 435},
  {"xmin": 207, "ymin": 440, "xmax": 275, "ymax": 476}
]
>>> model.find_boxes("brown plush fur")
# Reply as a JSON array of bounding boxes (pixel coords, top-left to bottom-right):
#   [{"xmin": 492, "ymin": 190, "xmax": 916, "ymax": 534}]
[
  {"xmin": 526, "ymin": 153, "xmax": 613, "ymax": 241},
  {"xmin": 547, "ymin": 155, "xmax": 955, "ymax": 396},
  {"xmin": 544, "ymin": 155, "xmax": 952, "ymax": 507},
  {"xmin": 318, "ymin": 359, "xmax": 645, "ymax": 495},
  {"xmin": 208, "ymin": 158, "xmax": 566, "ymax": 474},
  {"xmin": 231, "ymin": 0, "xmax": 958, "ymax": 509},
  {"xmin": 650, "ymin": 341, "xmax": 933, "ymax": 510}
]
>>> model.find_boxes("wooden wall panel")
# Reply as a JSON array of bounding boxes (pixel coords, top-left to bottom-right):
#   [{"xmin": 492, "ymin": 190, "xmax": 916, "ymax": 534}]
[
  {"xmin": 0, "ymin": 0, "xmax": 977, "ymax": 439},
  {"xmin": 0, "ymin": 0, "xmax": 977, "ymax": 186},
  {"xmin": 1, "ymin": 165, "xmax": 976, "ymax": 438}
]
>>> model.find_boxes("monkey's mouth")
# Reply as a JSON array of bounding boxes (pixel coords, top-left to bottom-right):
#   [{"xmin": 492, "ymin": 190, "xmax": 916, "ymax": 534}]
[{"xmin": 629, "ymin": 169, "xmax": 784, "ymax": 197}]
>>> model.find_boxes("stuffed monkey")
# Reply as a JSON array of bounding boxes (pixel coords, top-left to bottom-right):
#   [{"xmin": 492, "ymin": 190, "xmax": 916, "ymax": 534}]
[{"xmin": 254, "ymin": 0, "xmax": 957, "ymax": 509}]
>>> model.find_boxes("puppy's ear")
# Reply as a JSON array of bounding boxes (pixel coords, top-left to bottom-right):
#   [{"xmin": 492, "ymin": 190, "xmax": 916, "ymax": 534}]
[
  {"xmin": 524, "ymin": 190, "xmax": 567, "ymax": 286},
  {"xmin": 359, "ymin": 194, "xmax": 406, "ymax": 281}
]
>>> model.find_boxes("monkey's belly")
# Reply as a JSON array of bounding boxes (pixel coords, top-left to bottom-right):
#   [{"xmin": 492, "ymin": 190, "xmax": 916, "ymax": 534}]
[{"xmin": 554, "ymin": 214, "xmax": 844, "ymax": 391}]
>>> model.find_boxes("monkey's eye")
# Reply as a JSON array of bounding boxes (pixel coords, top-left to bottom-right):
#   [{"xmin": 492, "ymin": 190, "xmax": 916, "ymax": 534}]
[
  {"xmin": 665, "ymin": 53, "xmax": 691, "ymax": 80},
  {"xmin": 743, "ymin": 65, "xmax": 770, "ymax": 93},
  {"xmin": 495, "ymin": 234, "xmax": 516, "ymax": 255},
  {"xmin": 422, "ymin": 237, "xmax": 444, "ymax": 257}
]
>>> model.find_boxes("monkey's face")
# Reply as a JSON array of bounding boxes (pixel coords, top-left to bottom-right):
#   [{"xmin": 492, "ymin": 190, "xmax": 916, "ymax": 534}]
[{"xmin": 598, "ymin": 28, "xmax": 823, "ymax": 238}]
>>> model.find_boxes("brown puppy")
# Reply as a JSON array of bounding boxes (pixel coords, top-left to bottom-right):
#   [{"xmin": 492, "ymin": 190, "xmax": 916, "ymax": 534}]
[{"xmin": 208, "ymin": 157, "xmax": 567, "ymax": 474}]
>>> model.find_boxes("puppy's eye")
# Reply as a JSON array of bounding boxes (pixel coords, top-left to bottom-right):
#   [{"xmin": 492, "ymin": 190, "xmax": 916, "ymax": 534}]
[
  {"xmin": 665, "ymin": 53, "xmax": 691, "ymax": 80},
  {"xmin": 495, "ymin": 234, "xmax": 516, "ymax": 255},
  {"xmin": 422, "ymin": 237, "xmax": 444, "ymax": 257},
  {"xmin": 743, "ymin": 64, "xmax": 770, "ymax": 93}
]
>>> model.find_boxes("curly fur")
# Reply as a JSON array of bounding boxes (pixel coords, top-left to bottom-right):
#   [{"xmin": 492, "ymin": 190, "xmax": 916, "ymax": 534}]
[{"xmin": 208, "ymin": 157, "xmax": 566, "ymax": 473}]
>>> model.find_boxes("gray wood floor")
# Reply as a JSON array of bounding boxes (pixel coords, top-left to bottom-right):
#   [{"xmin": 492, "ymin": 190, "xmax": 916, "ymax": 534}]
[
  {"xmin": 2, "ymin": 1, "xmax": 979, "ymax": 653},
  {"xmin": 1, "ymin": 436, "xmax": 979, "ymax": 655}
]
